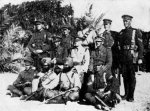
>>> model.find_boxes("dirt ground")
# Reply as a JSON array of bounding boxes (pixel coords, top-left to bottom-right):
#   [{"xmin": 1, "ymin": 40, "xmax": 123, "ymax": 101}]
[{"xmin": 0, "ymin": 72, "xmax": 150, "ymax": 111}]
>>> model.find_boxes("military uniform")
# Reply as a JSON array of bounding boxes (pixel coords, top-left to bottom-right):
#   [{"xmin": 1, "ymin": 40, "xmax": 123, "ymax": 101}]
[
  {"xmin": 7, "ymin": 68, "xmax": 36, "ymax": 97},
  {"xmin": 109, "ymin": 31, "xmax": 120, "ymax": 76},
  {"xmin": 28, "ymin": 22, "xmax": 55, "ymax": 71},
  {"xmin": 119, "ymin": 15, "xmax": 143, "ymax": 101},
  {"xmin": 84, "ymin": 37, "xmax": 121, "ymax": 108},
  {"xmin": 54, "ymin": 25, "xmax": 74, "ymax": 65},
  {"xmin": 44, "ymin": 58, "xmax": 81, "ymax": 103}
]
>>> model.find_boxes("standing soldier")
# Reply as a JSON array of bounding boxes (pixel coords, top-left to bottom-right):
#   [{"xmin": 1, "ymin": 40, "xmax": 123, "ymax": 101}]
[
  {"xmin": 103, "ymin": 19, "xmax": 120, "ymax": 93},
  {"xmin": 119, "ymin": 15, "xmax": 143, "ymax": 102},
  {"xmin": 53, "ymin": 24, "xmax": 74, "ymax": 65},
  {"xmin": 28, "ymin": 19, "xmax": 55, "ymax": 71}
]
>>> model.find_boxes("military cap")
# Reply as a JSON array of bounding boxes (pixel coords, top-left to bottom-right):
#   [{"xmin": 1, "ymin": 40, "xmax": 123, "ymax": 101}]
[
  {"xmin": 122, "ymin": 14, "xmax": 133, "ymax": 20},
  {"xmin": 103, "ymin": 19, "xmax": 112, "ymax": 25},
  {"xmin": 53, "ymin": 36, "xmax": 62, "ymax": 43},
  {"xmin": 35, "ymin": 19, "xmax": 46, "ymax": 25},
  {"xmin": 61, "ymin": 24, "xmax": 73, "ymax": 30},
  {"xmin": 23, "ymin": 56, "xmax": 34, "ymax": 64}
]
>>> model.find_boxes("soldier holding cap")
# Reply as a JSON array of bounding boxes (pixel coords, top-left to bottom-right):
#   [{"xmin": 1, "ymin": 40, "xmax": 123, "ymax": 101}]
[{"xmin": 119, "ymin": 15, "xmax": 143, "ymax": 102}]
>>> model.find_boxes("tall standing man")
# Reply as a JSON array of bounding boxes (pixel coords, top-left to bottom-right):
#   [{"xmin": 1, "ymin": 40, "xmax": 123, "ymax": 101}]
[{"xmin": 119, "ymin": 15, "xmax": 143, "ymax": 102}]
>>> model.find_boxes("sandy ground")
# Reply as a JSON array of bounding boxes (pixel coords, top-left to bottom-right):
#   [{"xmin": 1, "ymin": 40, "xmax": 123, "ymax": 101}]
[{"xmin": 0, "ymin": 72, "xmax": 150, "ymax": 111}]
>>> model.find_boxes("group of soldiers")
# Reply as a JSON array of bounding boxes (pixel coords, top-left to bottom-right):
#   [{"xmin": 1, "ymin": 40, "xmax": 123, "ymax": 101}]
[{"xmin": 6, "ymin": 14, "xmax": 143, "ymax": 110}]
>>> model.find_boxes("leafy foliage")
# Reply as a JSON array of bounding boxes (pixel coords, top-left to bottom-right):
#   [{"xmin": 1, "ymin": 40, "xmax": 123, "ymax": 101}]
[
  {"xmin": 0, "ymin": 0, "xmax": 75, "ymax": 73},
  {"xmin": 0, "ymin": 0, "xmax": 74, "ymax": 34}
]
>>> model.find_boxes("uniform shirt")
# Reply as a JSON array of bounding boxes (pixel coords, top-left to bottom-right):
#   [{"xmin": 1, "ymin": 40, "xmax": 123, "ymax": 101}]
[
  {"xmin": 119, "ymin": 27, "xmax": 143, "ymax": 61},
  {"xmin": 13, "ymin": 68, "xmax": 35, "ymax": 87},
  {"xmin": 89, "ymin": 45, "xmax": 112, "ymax": 74},
  {"xmin": 28, "ymin": 30, "xmax": 54, "ymax": 56},
  {"xmin": 103, "ymin": 31, "xmax": 114, "ymax": 48},
  {"xmin": 41, "ymin": 71, "xmax": 59, "ymax": 90},
  {"xmin": 55, "ymin": 35, "xmax": 74, "ymax": 64},
  {"xmin": 71, "ymin": 45, "xmax": 90, "ymax": 73},
  {"xmin": 59, "ymin": 68, "xmax": 81, "ymax": 91}
]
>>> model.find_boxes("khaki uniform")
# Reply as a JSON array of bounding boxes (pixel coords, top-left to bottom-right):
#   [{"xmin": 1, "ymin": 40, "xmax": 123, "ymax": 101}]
[
  {"xmin": 32, "ymin": 70, "xmax": 59, "ymax": 92},
  {"xmin": 7, "ymin": 68, "xmax": 36, "ymax": 96},
  {"xmin": 103, "ymin": 31, "xmax": 114, "ymax": 48}
]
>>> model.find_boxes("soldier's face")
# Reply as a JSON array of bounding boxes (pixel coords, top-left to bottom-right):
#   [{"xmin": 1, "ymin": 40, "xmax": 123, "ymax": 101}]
[
  {"xmin": 37, "ymin": 24, "xmax": 44, "ymax": 30},
  {"xmin": 104, "ymin": 23, "xmax": 111, "ymax": 31},
  {"xmin": 55, "ymin": 42, "xmax": 60, "ymax": 47},
  {"xmin": 24, "ymin": 62, "xmax": 31, "ymax": 70},
  {"xmin": 62, "ymin": 28, "xmax": 70, "ymax": 36},
  {"xmin": 123, "ymin": 19, "xmax": 131, "ymax": 28},
  {"xmin": 95, "ymin": 41, "xmax": 103, "ymax": 47}
]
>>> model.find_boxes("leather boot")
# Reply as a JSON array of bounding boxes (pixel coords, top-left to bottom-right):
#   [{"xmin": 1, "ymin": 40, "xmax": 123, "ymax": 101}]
[{"xmin": 121, "ymin": 79, "xmax": 129, "ymax": 100}]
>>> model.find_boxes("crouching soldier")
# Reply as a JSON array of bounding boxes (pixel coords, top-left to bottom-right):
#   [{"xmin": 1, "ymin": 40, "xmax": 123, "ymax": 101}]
[
  {"xmin": 44, "ymin": 57, "xmax": 81, "ymax": 104},
  {"xmin": 84, "ymin": 36, "xmax": 121, "ymax": 110},
  {"xmin": 6, "ymin": 57, "xmax": 36, "ymax": 99}
]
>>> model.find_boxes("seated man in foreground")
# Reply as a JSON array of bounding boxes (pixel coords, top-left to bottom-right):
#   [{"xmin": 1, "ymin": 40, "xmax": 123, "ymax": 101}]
[
  {"xmin": 6, "ymin": 57, "xmax": 36, "ymax": 99},
  {"xmin": 44, "ymin": 57, "xmax": 81, "ymax": 104}
]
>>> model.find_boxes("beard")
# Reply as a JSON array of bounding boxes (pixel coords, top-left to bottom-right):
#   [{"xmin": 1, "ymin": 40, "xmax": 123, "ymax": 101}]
[{"xmin": 63, "ymin": 66, "xmax": 72, "ymax": 73}]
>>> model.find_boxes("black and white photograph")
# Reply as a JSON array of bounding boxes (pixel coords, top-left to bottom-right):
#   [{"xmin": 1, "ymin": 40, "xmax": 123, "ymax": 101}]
[{"xmin": 0, "ymin": 0, "xmax": 150, "ymax": 111}]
